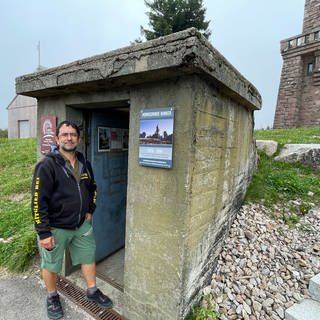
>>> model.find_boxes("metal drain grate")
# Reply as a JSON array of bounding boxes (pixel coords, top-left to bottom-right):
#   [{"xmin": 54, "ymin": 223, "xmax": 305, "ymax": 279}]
[
  {"xmin": 57, "ymin": 275, "xmax": 123, "ymax": 320},
  {"xmin": 96, "ymin": 270, "xmax": 123, "ymax": 292}
]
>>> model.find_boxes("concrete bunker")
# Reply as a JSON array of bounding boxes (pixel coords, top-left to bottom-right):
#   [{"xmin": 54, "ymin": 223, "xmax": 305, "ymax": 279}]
[{"xmin": 16, "ymin": 28, "xmax": 261, "ymax": 319}]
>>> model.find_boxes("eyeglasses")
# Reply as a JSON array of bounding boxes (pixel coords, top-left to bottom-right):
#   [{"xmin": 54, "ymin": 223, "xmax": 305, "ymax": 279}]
[{"xmin": 59, "ymin": 132, "xmax": 78, "ymax": 138}]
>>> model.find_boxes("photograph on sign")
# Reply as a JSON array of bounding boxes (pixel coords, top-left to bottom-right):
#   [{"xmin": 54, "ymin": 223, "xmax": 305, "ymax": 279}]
[{"xmin": 139, "ymin": 107, "xmax": 174, "ymax": 168}]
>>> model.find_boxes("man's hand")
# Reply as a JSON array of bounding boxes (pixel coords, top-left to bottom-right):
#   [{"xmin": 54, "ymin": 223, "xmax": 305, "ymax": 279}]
[
  {"xmin": 40, "ymin": 236, "xmax": 55, "ymax": 250},
  {"xmin": 85, "ymin": 213, "xmax": 93, "ymax": 220}
]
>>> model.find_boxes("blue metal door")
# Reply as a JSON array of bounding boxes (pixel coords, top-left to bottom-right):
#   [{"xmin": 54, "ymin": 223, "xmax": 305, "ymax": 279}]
[{"xmin": 90, "ymin": 110, "xmax": 128, "ymax": 262}]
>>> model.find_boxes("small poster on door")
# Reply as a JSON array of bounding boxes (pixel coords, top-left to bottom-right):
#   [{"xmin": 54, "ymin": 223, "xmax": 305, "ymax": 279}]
[
  {"xmin": 110, "ymin": 128, "xmax": 123, "ymax": 150},
  {"xmin": 139, "ymin": 107, "xmax": 174, "ymax": 168},
  {"xmin": 98, "ymin": 127, "xmax": 129, "ymax": 152},
  {"xmin": 98, "ymin": 127, "xmax": 110, "ymax": 151}
]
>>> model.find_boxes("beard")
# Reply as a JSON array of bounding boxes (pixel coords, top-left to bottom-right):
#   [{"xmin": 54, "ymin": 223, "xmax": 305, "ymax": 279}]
[{"xmin": 60, "ymin": 144, "xmax": 77, "ymax": 152}]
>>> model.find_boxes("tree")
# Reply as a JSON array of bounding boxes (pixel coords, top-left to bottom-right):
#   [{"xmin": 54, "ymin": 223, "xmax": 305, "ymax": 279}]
[
  {"xmin": 141, "ymin": 0, "xmax": 211, "ymax": 41},
  {"xmin": 0, "ymin": 129, "xmax": 8, "ymax": 138}
]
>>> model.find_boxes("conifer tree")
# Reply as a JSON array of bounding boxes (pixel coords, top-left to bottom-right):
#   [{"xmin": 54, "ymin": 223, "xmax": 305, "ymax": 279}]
[{"xmin": 141, "ymin": 0, "xmax": 211, "ymax": 40}]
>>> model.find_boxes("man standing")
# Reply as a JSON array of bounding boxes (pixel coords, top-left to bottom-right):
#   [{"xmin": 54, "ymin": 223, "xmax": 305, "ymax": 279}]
[{"xmin": 32, "ymin": 120, "xmax": 112, "ymax": 319}]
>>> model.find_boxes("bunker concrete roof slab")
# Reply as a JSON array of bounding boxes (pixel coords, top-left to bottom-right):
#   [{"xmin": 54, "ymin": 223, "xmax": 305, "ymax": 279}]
[{"xmin": 16, "ymin": 28, "xmax": 261, "ymax": 111}]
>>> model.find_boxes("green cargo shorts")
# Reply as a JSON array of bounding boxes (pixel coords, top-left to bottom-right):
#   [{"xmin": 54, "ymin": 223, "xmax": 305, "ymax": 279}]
[{"xmin": 40, "ymin": 219, "xmax": 96, "ymax": 273}]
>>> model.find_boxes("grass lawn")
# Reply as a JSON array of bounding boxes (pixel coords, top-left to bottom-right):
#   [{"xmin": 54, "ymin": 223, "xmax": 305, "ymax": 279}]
[{"xmin": 0, "ymin": 138, "xmax": 37, "ymax": 271}]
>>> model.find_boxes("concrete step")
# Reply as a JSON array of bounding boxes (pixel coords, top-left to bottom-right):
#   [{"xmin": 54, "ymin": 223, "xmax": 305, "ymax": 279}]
[
  {"xmin": 285, "ymin": 299, "xmax": 320, "ymax": 320},
  {"xmin": 313, "ymin": 72, "xmax": 320, "ymax": 85},
  {"xmin": 309, "ymin": 273, "xmax": 320, "ymax": 302}
]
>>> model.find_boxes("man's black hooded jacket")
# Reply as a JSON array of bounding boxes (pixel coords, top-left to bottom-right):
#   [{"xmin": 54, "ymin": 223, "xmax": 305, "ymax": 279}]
[{"xmin": 31, "ymin": 147, "xmax": 97, "ymax": 240}]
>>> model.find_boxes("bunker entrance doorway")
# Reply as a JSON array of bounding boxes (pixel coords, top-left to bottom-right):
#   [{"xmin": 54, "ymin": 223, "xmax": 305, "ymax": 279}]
[{"xmin": 86, "ymin": 104, "xmax": 129, "ymax": 291}]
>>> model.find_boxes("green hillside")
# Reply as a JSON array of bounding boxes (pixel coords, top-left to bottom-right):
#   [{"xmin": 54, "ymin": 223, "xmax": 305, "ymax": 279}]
[
  {"xmin": 0, "ymin": 138, "xmax": 37, "ymax": 271},
  {"xmin": 254, "ymin": 127, "xmax": 320, "ymax": 144},
  {"xmin": 245, "ymin": 127, "xmax": 320, "ymax": 222}
]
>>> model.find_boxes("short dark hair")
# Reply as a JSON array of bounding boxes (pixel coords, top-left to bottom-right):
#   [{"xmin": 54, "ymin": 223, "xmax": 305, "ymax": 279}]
[{"xmin": 56, "ymin": 121, "xmax": 80, "ymax": 137}]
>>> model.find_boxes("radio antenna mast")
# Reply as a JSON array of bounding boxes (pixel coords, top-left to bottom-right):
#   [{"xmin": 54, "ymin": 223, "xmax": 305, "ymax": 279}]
[{"xmin": 37, "ymin": 41, "xmax": 41, "ymax": 70}]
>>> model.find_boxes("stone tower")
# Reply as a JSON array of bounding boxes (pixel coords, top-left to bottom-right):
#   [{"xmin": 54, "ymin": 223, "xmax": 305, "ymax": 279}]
[{"xmin": 273, "ymin": 0, "xmax": 320, "ymax": 128}]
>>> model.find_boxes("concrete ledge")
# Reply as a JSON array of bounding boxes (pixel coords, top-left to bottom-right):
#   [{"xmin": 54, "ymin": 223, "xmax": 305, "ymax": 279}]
[
  {"xmin": 15, "ymin": 28, "xmax": 261, "ymax": 111},
  {"xmin": 285, "ymin": 299, "xmax": 320, "ymax": 320},
  {"xmin": 309, "ymin": 273, "xmax": 320, "ymax": 302}
]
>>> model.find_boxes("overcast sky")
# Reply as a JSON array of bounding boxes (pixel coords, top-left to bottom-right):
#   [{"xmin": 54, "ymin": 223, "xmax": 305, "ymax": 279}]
[{"xmin": 0, "ymin": 0, "xmax": 305, "ymax": 129}]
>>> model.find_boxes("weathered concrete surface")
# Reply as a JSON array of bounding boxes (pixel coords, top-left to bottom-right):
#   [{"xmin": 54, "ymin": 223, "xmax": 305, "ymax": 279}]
[
  {"xmin": 15, "ymin": 28, "xmax": 261, "ymax": 320},
  {"xmin": 309, "ymin": 273, "xmax": 320, "ymax": 301},
  {"xmin": 275, "ymin": 144, "xmax": 320, "ymax": 170},
  {"xmin": 0, "ymin": 275, "xmax": 93, "ymax": 320},
  {"xmin": 16, "ymin": 28, "xmax": 261, "ymax": 111},
  {"xmin": 285, "ymin": 272, "xmax": 320, "ymax": 320},
  {"xmin": 285, "ymin": 299, "xmax": 320, "ymax": 320},
  {"xmin": 124, "ymin": 76, "xmax": 258, "ymax": 320},
  {"xmin": 256, "ymin": 140, "xmax": 278, "ymax": 156}
]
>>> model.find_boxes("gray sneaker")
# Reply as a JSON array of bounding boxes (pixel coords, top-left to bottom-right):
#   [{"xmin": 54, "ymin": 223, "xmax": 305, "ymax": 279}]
[
  {"xmin": 47, "ymin": 294, "xmax": 64, "ymax": 319},
  {"xmin": 87, "ymin": 289, "xmax": 113, "ymax": 309}
]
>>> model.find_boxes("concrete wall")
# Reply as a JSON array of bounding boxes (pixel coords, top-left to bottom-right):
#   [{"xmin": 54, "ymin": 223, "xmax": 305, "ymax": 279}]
[
  {"xmin": 124, "ymin": 75, "xmax": 256, "ymax": 319},
  {"xmin": 184, "ymin": 79, "xmax": 256, "ymax": 315}
]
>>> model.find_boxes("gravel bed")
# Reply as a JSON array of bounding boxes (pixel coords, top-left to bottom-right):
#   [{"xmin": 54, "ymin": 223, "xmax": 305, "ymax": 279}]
[{"xmin": 206, "ymin": 203, "xmax": 320, "ymax": 320}]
